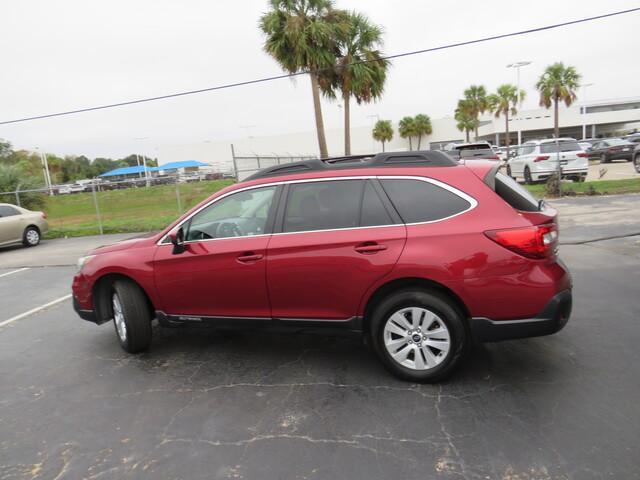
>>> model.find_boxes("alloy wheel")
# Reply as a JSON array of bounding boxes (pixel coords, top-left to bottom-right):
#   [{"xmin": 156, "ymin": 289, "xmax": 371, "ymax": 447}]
[
  {"xmin": 112, "ymin": 293, "xmax": 127, "ymax": 342},
  {"xmin": 383, "ymin": 307, "xmax": 451, "ymax": 371}
]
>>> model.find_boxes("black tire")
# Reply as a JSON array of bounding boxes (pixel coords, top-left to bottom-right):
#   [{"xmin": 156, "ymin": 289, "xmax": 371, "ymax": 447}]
[
  {"xmin": 600, "ymin": 153, "xmax": 609, "ymax": 164},
  {"xmin": 370, "ymin": 289, "xmax": 468, "ymax": 383},
  {"xmin": 572, "ymin": 176, "xmax": 586, "ymax": 183},
  {"xmin": 22, "ymin": 226, "xmax": 40, "ymax": 247},
  {"xmin": 524, "ymin": 166, "xmax": 533, "ymax": 185},
  {"xmin": 506, "ymin": 165, "xmax": 513, "ymax": 179},
  {"xmin": 112, "ymin": 280, "xmax": 152, "ymax": 353},
  {"xmin": 634, "ymin": 155, "xmax": 640, "ymax": 174}
]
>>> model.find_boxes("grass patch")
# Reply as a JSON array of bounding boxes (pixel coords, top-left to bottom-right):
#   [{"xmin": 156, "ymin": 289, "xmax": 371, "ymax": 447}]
[
  {"xmin": 524, "ymin": 178, "xmax": 640, "ymax": 198},
  {"xmin": 44, "ymin": 179, "xmax": 233, "ymax": 238}
]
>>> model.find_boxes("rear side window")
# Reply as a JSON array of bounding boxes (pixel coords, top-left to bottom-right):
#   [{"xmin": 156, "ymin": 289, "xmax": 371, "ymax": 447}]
[
  {"xmin": 380, "ymin": 179, "xmax": 471, "ymax": 223},
  {"xmin": 540, "ymin": 140, "xmax": 581, "ymax": 153},
  {"xmin": 518, "ymin": 145, "xmax": 536, "ymax": 156},
  {"xmin": 494, "ymin": 172, "xmax": 540, "ymax": 212},
  {"xmin": 0, "ymin": 205, "xmax": 19, "ymax": 217},
  {"xmin": 283, "ymin": 180, "xmax": 363, "ymax": 233}
]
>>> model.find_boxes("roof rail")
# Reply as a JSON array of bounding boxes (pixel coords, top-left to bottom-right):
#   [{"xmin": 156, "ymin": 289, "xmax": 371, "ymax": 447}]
[{"xmin": 243, "ymin": 150, "xmax": 456, "ymax": 181}]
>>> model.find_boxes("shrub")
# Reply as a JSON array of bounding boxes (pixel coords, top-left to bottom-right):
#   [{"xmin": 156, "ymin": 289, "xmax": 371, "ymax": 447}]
[{"xmin": 0, "ymin": 164, "xmax": 46, "ymax": 211}]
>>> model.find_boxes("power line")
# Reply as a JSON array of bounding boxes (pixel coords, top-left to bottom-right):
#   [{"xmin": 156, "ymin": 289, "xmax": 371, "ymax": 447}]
[{"xmin": 1, "ymin": 6, "xmax": 638, "ymax": 126}]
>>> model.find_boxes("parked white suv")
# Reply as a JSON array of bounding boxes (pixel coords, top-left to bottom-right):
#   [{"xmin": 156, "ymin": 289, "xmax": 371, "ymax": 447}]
[{"xmin": 506, "ymin": 138, "xmax": 589, "ymax": 184}]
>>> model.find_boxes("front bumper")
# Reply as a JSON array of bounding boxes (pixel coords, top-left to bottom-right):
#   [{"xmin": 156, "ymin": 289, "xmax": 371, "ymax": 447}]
[
  {"xmin": 470, "ymin": 289, "xmax": 572, "ymax": 342},
  {"xmin": 73, "ymin": 296, "xmax": 100, "ymax": 324}
]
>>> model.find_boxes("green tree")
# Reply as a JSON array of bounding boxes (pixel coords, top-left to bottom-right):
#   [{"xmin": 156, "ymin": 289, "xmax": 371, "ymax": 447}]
[
  {"xmin": 488, "ymin": 84, "xmax": 525, "ymax": 156},
  {"xmin": 260, "ymin": 0, "xmax": 348, "ymax": 158},
  {"xmin": 0, "ymin": 164, "xmax": 46, "ymax": 210},
  {"xmin": 463, "ymin": 85, "xmax": 489, "ymax": 140},
  {"xmin": 454, "ymin": 100, "xmax": 477, "ymax": 142},
  {"xmin": 0, "ymin": 139, "xmax": 11, "ymax": 157},
  {"xmin": 372, "ymin": 119, "xmax": 393, "ymax": 152},
  {"xmin": 536, "ymin": 62, "xmax": 581, "ymax": 138},
  {"xmin": 398, "ymin": 116, "xmax": 417, "ymax": 150},
  {"xmin": 413, "ymin": 114, "xmax": 432, "ymax": 150},
  {"xmin": 331, "ymin": 12, "xmax": 388, "ymax": 155}
]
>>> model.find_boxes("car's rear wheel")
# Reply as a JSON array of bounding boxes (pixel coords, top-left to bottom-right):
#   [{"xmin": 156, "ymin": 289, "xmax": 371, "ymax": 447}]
[
  {"xmin": 634, "ymin": 154, "xmax": 640, "ymax": 174},
  {"xmin": 112, "ymin": 280, "xmax": 152, "ymax": 353},
  {"xmin": 370, "ymin": 289, "xmax": 468, "ymax": 382},
  {"xmin": 600, "ymin": 153, "xmax": 608, "ymax": 164},
  {"xmin": 524, "ymin": 166, "xmax": 533, "ymax": 185},
  {"xmin": 22, "ymin": 226, "xmax": 40, "ymax": 247}
]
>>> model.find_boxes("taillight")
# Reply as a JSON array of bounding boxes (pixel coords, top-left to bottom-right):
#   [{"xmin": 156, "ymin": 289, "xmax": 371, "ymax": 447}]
[
  {"xmin": 576, "ymin": 152, "xmax": 588, "ymax": 158},
  {"xmin": 487, "ymin": 155, "xmax": 500, "ymax": 160},
  {"xmin": 485, "ymin": 224, "xmax": 558, "ymax": 259},
  {"xmin": 533, "ymin": 155, "xmax": 550, "ymax": 162},
  {"xmin": 41, "ymin": 212, "xmax": 47, "ymax": 219},
  {"xmin": 609, "ymin": 146, "xmax": 621, "ymax": 152}
]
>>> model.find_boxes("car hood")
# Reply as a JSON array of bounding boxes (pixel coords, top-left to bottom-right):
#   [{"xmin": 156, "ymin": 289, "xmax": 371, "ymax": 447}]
[{"xmin": 90, "ymin": 232, "xmax": 158, "ymax": 255}]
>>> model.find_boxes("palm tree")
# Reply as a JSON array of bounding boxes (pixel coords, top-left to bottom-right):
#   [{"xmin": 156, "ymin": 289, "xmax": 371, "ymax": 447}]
[
  {"xmin": 488, "ymin": 84, "xmax": 525, "ymax": 157},
  {"xmin": 399, "ymin": 116, "xmax": 417, "ymax": 150},
  {"xmin": 463, "ymin": 85, "xmax": 489, "ymax": 140},
  {"xmin": 331, "ymin": 12, "xmax": 388, "ymax": 155},
  {"xmin": 536, "ymin": 62, "xmax": 581, "ymax": 138},
  {"xmin": 454, "ymin": 100, "xmax": 477, "ymax": 142},
  {"xmin": 260, "ymin": 0, "xmax": 348, "ymax": 158},
  {"xmin": 413, "ymin": 114, "xmax": 432, "ymax": 150},
  {"xmin": 372, "ymin": 119, "xmax": 393, "ymax": 152}
]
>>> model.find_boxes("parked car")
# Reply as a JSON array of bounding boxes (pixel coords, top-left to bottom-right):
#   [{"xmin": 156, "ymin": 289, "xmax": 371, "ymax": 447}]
[
  {"xmin": 578, "ymin": 141, "xmax": 593, "ymax": 152},
  {"xmin": 444, "ymin": 142, "xmax": 501, "ymax": 162},
  {"xmin": 506, "ymin": 138, "xmax": 589, "ymax": 184},
  {"xmin": 622, "ymin": 133, "xmax": 640, "ymax": 145},
  {"xmin": 72, "ymin": 151, "xmax": 572, "ymax": 382},
  {"xmin": 588, "ymin": 138, "xmax": 635, "ymax": 163},
  {"xmin": 0, "ymin": 203, "xmax": 49, "ymax": 247},
  {"xmin": 633, "ymin": 144, "xmax": 640, "ymax": 174}
]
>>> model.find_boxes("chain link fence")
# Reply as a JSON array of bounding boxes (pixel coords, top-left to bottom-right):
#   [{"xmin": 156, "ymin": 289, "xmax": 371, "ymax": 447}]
[{"xmin": 0, "ymin": 173, "xmax": 234, "ymax": 238}]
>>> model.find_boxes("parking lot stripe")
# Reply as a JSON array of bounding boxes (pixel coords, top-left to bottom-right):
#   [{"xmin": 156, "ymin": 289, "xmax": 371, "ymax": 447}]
[
  {"xmin": 0, "ymin": 267, "xmax": 30, "ymax": 278},
  {"xmin": 0, "ymin": 294, "xmax": 72, "ymax": 328}
]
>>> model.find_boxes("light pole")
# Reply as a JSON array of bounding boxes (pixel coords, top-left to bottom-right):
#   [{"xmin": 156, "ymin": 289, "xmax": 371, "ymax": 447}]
[
  {"xmin": 35, "ymin": 147, "xmax": 53, "ymax": 196},
  {"xmin": 506, "ymin": 61, "xmax": 531, "ymax": 145},
  {"xmin": 580, "ymin": 83, "xmax": 594, "ymax": 139}
]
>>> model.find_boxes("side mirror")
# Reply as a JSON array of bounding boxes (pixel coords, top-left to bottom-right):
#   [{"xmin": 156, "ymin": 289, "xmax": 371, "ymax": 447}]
[{"xmin": 169, "ymin": 227, "xmax": 186, "ymax": 255}]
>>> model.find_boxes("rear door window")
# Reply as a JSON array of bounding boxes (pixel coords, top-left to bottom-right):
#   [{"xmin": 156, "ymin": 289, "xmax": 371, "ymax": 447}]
[
  {"xmin": 0, "ymin": 205, "xmax": 19, "ymax": 217},
  {"xmin": 360, "ymin": 181, "xmax": 393, "ymax": 227},
  {"xmin": 283, "ymin": 180, "xmax": 363, "ymax": 233},
  {"xmin": 380, "ymin": 179, "xmax": 472, "ymax": 223},
  {"xmin": 494, "ymin": 172, "xmax": 540, "ymax": 212}
]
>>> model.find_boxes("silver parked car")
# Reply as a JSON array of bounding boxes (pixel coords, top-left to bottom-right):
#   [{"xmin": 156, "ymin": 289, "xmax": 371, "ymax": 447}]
[{"xmin": 0, "ymin": 203, "xmax": 49, "ymax": 247}]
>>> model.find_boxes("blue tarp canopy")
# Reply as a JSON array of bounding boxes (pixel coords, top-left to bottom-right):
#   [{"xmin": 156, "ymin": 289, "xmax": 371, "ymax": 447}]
[
  {"xmin": 99, "ymin": 166, "xmax": 152, "ymax": 177},
  {"xmin": 152, "ymin": 160, "xmax": 209, "ymax": 171}
]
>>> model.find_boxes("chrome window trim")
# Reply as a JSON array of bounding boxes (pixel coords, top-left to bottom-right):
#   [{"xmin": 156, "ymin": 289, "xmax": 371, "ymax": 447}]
[{"xmin": 156, "ymin": 175, "xmax": 477, "ymax": 246}]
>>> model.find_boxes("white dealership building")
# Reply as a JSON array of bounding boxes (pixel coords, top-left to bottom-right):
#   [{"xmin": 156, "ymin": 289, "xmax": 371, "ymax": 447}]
[{"xmin": 158, "ymin": 96, "xmax": 640, "ymax": 180}]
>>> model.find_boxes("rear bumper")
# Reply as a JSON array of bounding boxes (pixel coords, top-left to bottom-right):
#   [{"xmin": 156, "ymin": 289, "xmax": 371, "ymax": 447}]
[{"xmin": 470, "ymin": 289, "xmax": 572, "ymax": 342}]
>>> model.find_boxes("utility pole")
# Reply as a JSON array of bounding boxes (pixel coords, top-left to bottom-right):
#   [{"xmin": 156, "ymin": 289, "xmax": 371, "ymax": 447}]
[
  {"xmin": 506, "ymin": 61, "xmax": 532, "ymax": 146},
  {"xmin": 36, "ymin": 148, "xmax": 53, "ymax": 196}
]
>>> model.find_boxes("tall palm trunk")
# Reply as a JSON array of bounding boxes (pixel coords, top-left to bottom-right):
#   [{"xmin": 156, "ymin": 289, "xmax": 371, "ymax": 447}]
[
  {"xmin": 381, "ymin": 140, "xmax": 386, "ymax": 152},
  {"xmin": 553, "ymin": 93, "xmax": 559, "ymax": 139},
  {"xmin": 417, "ymin": 134, "xmax": 422, "ymax": 150},
  {"xmin": 310, "ymin": 73, "xmax": 328, "ymax": 158},
  {"xmin": 408, "ymin": 137, "xmax": 413, "ymax": 150},
  {"xmin": 465, "ymin": 130, "xmax": 470, "ymax": 142},
  {"xmin": 474, "ymin": 118, "xmax": 479, "ymax": 141},
  {"xmin": 343, "ymin": 89, "xmax": 351, "ymax": 156}
]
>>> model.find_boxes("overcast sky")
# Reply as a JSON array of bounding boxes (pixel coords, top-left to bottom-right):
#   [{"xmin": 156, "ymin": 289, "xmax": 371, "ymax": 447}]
[{"xmin": 2, "ymin": 0, "xmax": 639, "ymax": 159}]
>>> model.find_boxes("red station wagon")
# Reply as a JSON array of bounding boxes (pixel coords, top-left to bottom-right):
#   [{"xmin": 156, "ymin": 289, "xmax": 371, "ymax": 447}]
[{"xmin": 72, "ymin": 151, "xmax": 572, "ymax": 382}]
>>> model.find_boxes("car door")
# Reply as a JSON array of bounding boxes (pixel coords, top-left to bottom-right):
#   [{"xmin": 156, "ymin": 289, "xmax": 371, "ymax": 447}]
[
  {"xmin": 0, "ymin": 205, "xmax": 23, "ymax": 245},
  {"xmin": 266, "ymin": 178, "xmax": 406, "ymax": 320},
  {"xmin": 153, "ymin": 184, "xmax": 281, "ymax": 318}
]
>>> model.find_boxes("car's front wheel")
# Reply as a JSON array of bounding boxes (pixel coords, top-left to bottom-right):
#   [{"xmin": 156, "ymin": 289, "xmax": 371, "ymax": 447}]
[
  {"xmin": 506, "ymin": 165, "xmax": 514, "ymax": 179},
  {"xmin": 524, "ymin": 166, "xmax": 534, "ymax": 185},
  {"xmin": 634, "ymin": 154, "xmax": 640, "ymax": 174},
  {"xmin": 112, "ymin": 280, "xmax": 152, "ymax": 353},
  {"xmin": 600, "ymin": 153, "xmax": 608, "ymax": 164},
  {"xmin": 22, "ymin": 226, "xmax": 40, "ymax": 247},
  {"xmin": 371, "ymin": 289, "xmax": 468, "ymax": 382}
]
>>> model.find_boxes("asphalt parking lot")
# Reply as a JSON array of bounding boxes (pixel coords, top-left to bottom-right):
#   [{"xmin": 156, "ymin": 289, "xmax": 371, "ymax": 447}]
[{"xmin": 1, "ymin": 195, "xmax": 639, "ymax": 479}]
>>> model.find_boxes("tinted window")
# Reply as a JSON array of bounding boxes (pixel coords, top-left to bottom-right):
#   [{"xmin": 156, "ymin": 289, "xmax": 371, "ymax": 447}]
[
  {"xmin": 540, "ymin": 140, "xmax": 581, "ymax": 153},
  {"xmin": 283, "ymin": 180, "xmax": 362, "ymax": 233},
  {"xmin": 494, "ymin": 172, "xmax": 540, "ymax": 212},
  {"xmin": 380, "ymin": 179, "xmax": 471, "ymax": 223},
  {"xmin": 185, "ymin": 186, "xmax": 276, "ymax": 240},
  {"xmin": 360, "ymin": 181, "xmax": 393, "ymax": 227},
  {"xmin": 0, "ymin": 205, "xmax": 19, "ymax": 217}
]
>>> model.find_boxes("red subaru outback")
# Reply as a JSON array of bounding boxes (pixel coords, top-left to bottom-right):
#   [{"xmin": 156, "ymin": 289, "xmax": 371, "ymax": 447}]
[{"xmin": 72, "ymin": 151, "xmax": 572, "ymax": 382}]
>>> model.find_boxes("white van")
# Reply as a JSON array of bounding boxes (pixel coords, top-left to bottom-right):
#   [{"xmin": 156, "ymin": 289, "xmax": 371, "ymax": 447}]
[{"xmin": 506, "ymin": 138, "xmax": 589, "ymax": 184}]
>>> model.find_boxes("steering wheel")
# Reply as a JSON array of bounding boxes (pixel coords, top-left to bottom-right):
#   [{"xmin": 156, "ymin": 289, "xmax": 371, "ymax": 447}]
[{"xmin": 217, "ymin": 222, "xmax": 243, "ymax": 238}]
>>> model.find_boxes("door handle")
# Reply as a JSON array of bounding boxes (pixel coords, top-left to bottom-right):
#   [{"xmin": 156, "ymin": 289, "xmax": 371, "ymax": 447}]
[
  {"xmin": 354, "ymin": 243, "xmax": 388, "ymax": 254},
  {"xmin": 237, "ymin": 252, "xmax": 263, "ymax": 263}
]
